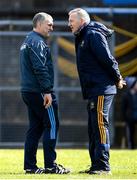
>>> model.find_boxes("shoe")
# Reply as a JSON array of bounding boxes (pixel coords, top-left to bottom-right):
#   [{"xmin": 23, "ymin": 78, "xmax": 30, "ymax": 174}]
[
  {"xmin": 25, "ymin": 167, "xmax": 45, "ymax": 174},
  {"xmin": 89, "ymin": 170, "xmax": 112, "ymax": 175},
  {"xmin": 45, "ymin": 163, "xmax": 70, "ymax": 174},
  {"xmin": 79, "ymin": 166, "xmax": 92, "ymax": 173}
]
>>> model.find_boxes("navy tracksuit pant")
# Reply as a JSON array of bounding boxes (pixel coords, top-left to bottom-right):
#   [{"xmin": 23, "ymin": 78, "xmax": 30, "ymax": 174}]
[
  {"xmin": 87, "ymin": 95, "xmax": 114, "ymax": 171},
  {"xmin": 21, "ymin": 92, "xmax": 59, "ymax": 170}
]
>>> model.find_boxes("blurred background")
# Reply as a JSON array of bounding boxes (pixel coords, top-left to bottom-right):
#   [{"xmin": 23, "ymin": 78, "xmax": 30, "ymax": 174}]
[{"xmin": 0, "ymin": 0, "xmax": 137, "ymax": 149}]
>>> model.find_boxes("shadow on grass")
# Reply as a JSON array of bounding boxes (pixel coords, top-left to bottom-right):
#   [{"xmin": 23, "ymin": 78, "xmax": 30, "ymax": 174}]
[{"xmin": 0, "ymin": 172, "xmax": 24, "ymax": 175}]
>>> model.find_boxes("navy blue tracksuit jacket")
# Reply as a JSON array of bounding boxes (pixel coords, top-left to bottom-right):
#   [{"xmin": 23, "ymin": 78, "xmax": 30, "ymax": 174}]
[{"xmin": 20, "ymin": 31, "xmax": 54, "ymax": 94}]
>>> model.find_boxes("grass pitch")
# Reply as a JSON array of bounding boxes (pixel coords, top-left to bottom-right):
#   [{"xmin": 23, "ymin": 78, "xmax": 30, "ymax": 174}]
[{"xmin": 0, "ymin": 149, "xmax": 137, "ymax": 179}]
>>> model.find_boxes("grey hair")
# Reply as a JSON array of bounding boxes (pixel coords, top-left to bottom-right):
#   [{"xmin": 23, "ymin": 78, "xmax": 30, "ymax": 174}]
[
  {"xmin": 33, "ymin": 12, "xmax": 52, "ymax": 28},
  {"xmin": 69, "ymin": 8, "xmax": 90, "ymax": 24}
]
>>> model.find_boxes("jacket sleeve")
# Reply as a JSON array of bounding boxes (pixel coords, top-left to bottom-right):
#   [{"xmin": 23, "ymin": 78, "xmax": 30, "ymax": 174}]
[
  {"xmin": 89, "ymin": 32, "xmax": 121, "ymax": 83},
  {"xmin": 29, "ymin": 40, "xmax": 53, "ymax": 93}
]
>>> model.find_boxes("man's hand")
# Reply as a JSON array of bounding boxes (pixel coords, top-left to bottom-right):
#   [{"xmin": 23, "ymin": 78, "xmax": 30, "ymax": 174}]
[
  {"xmin": 43, "ymin": 93, "xmax": 52, "ymax": 108},
  {"xmin": 117, "ymin": 78, "xmax": 126, "ymax": 89}
]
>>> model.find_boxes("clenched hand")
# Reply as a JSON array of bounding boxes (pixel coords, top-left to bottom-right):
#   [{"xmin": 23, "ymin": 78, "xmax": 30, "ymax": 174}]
[{"xmin": 43, "ymin": 93, "xmax": 52, "ymax": 108}]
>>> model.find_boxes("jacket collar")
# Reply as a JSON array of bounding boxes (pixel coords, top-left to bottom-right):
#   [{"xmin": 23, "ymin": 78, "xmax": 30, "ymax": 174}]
[
  {"xmin": 74, "ymin": 23, "xmax": 89, "ymax": 36},
  {"xmin": 32, "ymin": 30, "xmax": 46, "ymax": 40}
]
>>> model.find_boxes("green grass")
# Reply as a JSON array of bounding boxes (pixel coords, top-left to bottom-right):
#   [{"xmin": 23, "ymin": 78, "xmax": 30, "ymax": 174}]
[{"xmin": 0, "ymin": 149, "xmax": 137, "ymax": 179}]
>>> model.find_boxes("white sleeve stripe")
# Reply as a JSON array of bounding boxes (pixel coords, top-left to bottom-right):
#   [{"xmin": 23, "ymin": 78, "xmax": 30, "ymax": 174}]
[{"xmin": 30, "ymin": 47, "xmax": 47, "ymax": 66}]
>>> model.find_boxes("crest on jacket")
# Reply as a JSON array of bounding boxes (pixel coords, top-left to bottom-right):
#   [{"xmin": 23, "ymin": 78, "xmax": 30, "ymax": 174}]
[
  {"xmin": 90, "ymin": 101, "xmax": 95, "ymax": 110},
  {"xmin": 80, "ymin": 40, "xmax": 84, "ymax": 47}
]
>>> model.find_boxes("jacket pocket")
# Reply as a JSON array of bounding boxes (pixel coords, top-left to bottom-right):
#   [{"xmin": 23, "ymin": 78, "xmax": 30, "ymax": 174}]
[{"xmin": 82, "ymin": 74, "xmax": 96, "ymax": 88}]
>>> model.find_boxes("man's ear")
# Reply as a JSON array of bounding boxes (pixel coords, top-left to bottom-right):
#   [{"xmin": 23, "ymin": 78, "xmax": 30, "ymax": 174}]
[
  {"xmin": 81, "ymin": 18, "xmax": 85, "ymax": 25},
  {"xmin": 36, "ymin": 21, "xmax": 41, "ymax": 29}
]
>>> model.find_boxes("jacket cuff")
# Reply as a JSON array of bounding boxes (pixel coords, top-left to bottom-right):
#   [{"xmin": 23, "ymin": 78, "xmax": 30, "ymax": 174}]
[
  {"xmin": 115, "ymin": 74, "xmax": 122, "ymax": 83},
  {"xmin": 42, "ymin": 89, "xmax": 53, "ymax": 94}
]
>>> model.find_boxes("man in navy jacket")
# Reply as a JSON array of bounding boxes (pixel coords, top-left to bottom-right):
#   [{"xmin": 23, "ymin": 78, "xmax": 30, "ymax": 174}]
[
  {"xmin": 68, "ymin": 8, "xmax": 126, "ymax": 175},
  {"xmin": 20, "ymin": 12, "xmax": 69, "ymax": 174}
]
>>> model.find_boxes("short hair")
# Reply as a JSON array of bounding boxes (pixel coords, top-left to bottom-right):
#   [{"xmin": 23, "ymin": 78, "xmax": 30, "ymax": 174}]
[
  {"xmin": 69, "ymin": 8, "xmax": 90, "ymax": 24},
  {"xmin": 33, "ymin": 12, "xmax": 52, "ymax": 28}
]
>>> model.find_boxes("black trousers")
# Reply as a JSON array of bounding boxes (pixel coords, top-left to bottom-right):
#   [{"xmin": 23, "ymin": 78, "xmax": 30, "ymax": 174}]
[
  {"xmin": 126, "ymin": 122, "xmax": 136, "ymax": 149},
  {"xmin": 87, "ymin": 95, "xmax": 114, "ymax": 171},
  {"xmin": 21, "ymin": 92, "xmax": 59, "ymax": 170}
]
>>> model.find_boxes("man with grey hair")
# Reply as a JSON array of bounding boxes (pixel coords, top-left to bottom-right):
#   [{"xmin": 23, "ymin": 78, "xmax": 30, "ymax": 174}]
[
  {"xmin": 20, "ymin": 12, "xmax": 70, "ymax": 174},
  {"xmin": 68, "ymin": 8, "xmax": 126, "ymax": 175}
]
